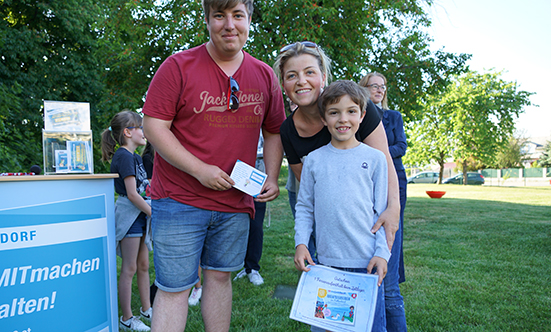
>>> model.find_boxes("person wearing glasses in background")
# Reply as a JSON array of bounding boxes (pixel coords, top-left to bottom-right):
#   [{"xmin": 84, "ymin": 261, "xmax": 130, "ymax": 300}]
[
  {"xmin": 360, "ymin": 72, "xmax": 408, "ymax": 331},
  {"xmin": 141, "ymin": 0, "xmax": 286, "ymax": 330},
  {"xmin": 273, "ymin": 43, "xmax": 401, "ymax": 316}
]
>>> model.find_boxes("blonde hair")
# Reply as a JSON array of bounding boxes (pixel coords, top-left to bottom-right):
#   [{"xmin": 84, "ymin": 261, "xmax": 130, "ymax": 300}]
[
  {"xmin": 359, "ymin": 72, "xmax": 388, "ymax": 110},
  {"xmin": 273, "ymin": 42, "xmax": 332, "ymax": 86},
  {"xmin": 318, "ymin": 80, "xmax": 369, "ymax": 120}
]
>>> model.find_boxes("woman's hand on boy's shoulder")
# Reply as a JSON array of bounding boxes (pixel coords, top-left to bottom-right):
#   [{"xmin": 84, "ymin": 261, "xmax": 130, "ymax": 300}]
[
  {"xmin": 371, "ymin": 206, "xmax": 400, "ymax": 250},
  {"xmin": 294, "ymin": 244, "xmax": 315, "ymax": 272}
]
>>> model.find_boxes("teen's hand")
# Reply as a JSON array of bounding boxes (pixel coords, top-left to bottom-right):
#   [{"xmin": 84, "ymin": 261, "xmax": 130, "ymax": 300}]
[
  {"xmin": 254, "ymin": 178, "xmax": 280, "ymax": 202},
  {"xmin": 294, "ymin": 244, "xmax": 315, "ymax": 272},
  {"xmin": 367, "ymin": 256, "xmax": 388, "ymax": 286},
  {"xmin": 195, "ymin": 164, "xmax": 235, "ymax": 191}
]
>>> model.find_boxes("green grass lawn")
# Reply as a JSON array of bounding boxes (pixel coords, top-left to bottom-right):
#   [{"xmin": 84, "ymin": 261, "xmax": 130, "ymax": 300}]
[{"xmin": 122, "ymin": 177, "xmax": 551, "ymax": 331}]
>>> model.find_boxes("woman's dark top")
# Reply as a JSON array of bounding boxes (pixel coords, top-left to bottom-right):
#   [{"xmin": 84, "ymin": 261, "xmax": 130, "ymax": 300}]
[
  {"xmin": 280, "ymin": 100, "xmax": 381, "ymax": 165},
  {"xmin": 378, "ymin": 107, "xmax": 407, "ymax": 172}
]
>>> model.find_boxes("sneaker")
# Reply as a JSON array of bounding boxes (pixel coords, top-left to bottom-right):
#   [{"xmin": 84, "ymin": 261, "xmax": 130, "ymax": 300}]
[
  {"xmin": 248, "ymin": 270, "xmax": 264, "ymax": 286},
  {"xmin": 188, "ymin": 287, "xmax": 202, "ymax": 306},
  {"xmin": 233, "ymin": 269, "xmax": 247, "ymax": 281},
  {"xmin": 119, "ymin": 316, "xmax": 150, "ymax": 331},
  {"xmin": 140, "ymin": 307, "xmax": 152, "ymax": 323}
]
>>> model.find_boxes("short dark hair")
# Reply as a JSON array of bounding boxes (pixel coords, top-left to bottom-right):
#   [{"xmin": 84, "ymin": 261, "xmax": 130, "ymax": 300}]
[
  {"xmin": 318, "ymin": 80, "xmax": 369, "ymax": 119},
  {"xmin": 202, "ymin": 0, "xmax": 254, "ymax": 22}
]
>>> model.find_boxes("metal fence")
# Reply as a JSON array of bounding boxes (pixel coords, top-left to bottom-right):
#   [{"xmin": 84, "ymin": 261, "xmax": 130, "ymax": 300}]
[
  {"xmin": 480, "ymin": 168, "xmax": 551, "ymax": 186},
  {"xmin": 408, "ymin": 167, "xmax": 551, "ymax": 186}
]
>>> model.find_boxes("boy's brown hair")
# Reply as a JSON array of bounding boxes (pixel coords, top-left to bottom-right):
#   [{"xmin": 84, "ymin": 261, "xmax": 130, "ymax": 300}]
[{"xmin": 318, "ymin": 80, "xmax": 369, "ymax": 119}]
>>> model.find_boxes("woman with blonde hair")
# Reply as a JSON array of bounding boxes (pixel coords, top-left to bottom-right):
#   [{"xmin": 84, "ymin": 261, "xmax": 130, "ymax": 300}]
[{"xmin": 274, "ymin": 42, "xmax": 401, "ymax": 331}]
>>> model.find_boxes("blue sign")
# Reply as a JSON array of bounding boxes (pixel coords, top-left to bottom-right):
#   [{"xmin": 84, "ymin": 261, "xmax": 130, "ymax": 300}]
[{"xmin": 0, "ymin": 195, "xmax": 114, "ymax": 332}]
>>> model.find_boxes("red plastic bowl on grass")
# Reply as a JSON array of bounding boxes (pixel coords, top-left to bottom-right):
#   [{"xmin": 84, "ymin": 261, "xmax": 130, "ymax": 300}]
[{"xmin": 426, "ymin": 191, "xmax": 446, "ymax": 199}]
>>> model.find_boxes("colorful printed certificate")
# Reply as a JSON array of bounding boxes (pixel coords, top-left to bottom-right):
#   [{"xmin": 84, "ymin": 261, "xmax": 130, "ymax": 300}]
[
  {"xmin": 230, "ymin": 159, "xmax": 267, "ymax": 197},
  {"xmin": 290, "ymin": 265, "xmax": 379, "ymax": 332}
]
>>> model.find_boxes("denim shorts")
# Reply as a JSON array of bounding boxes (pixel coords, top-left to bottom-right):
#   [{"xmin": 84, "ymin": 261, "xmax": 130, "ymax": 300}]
[
  {"xmin": 125, "ymin": 212, "xmax": 147, "ymax": 238},
  {"xmin": 151, "ymin": 197, "xmax": 249, "ymax": 292}
]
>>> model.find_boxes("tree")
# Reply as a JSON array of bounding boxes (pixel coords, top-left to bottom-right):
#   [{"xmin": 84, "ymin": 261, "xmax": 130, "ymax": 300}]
[
  {"xmin": 403, "ymin": 91, "xmax": 454, "ymax": 183},
  {"xmin": 95, "ymin": 0, "xmax": 470, "ymax": 118},
  {"xmin": 362, "ymin": 11, "xmax": 470, "ymax": 121},
  {"xmin": 1, "ymin": 0, "xmax": 470, "ymax": 172},
  {"xmin": 95, "ymin": 0, "xmax": 208, "ymax": 115},
  {"xmin": 539, "ymin": 141, "xmax": 551, "ymax": 167},
  {"xmin": 405, "ymin": 70, "xmax": 534, "ymax": 184},
  {"xmin": 492, "ymin": 134, "xmax": 529, "ymax": 169},
  {"xmin": 450, "ymin": 71, "xmax": 533, "ymax": 184},
  {"xmin": 0, "ymin": 0, "xmax": 104, "ymax": 172},
  {"xmin": 0, "ymin": 81, "xmax": 24, "ymax": 171},
  {"xmin": 251, "ymin": 0, "xmax": 469, "ymax": 120}
]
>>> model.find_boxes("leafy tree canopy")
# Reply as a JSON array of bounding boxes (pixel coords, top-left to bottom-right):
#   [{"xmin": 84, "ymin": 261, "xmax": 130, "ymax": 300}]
[
  {"xmin": 1, "ymin": 0, "xmax": 103, "ymax": 171},
  {"xmin": 95, "ymin": 0, "xmax": 470, "ymax": 118},
  {"xmin": 403, "ymin": 90, "xmax": 454, "ymax": 183},
  {"xmin": 404, "ymin": 70, "xmax": 534, "ymax": 183},
  {"xmin": 538, "ymin": 141, "xmax": 551, "ymax": 168},
  {"xmin": 252, "ymin": 0, "xmax": 470, "ymax": 120},
  {"xmin": 450, "ymin": 71, "xmax": 533, "ymax": 170},
  {"xmin": 491, "ymin": 134, "xmax": 529, "ymax": 169},
  {"xmin": 1, "ymin": 0, "xmax": 470, "ymax": 172}
]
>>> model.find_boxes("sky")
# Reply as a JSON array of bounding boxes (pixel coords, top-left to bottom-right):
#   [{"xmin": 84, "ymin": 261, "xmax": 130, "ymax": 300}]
[{"xmin": 426, "ymin": 0, "xmax": 551, "ymax": 140}]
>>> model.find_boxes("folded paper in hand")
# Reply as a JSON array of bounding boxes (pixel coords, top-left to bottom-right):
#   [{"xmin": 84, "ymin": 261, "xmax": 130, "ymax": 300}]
[{"xmin": 230, "ymin": 159, "xmax": 267, "ymax": 197}]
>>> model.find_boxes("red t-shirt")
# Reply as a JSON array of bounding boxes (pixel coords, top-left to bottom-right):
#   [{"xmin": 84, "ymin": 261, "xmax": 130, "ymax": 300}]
[{"xmin": 142, "ymin": 44, "xmax": 285, "ymax": 217}]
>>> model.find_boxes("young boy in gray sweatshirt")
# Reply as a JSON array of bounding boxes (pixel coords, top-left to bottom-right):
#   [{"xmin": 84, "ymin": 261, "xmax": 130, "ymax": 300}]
[{"xmin": 294, "ymin": 80, "xmax": 390, "ymax": 332}]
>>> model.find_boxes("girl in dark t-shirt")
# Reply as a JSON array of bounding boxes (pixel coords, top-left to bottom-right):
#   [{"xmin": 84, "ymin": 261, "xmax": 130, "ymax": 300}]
[{"xmin": 101, "ymin": 110, "xmax": 153, "ymax": 330}]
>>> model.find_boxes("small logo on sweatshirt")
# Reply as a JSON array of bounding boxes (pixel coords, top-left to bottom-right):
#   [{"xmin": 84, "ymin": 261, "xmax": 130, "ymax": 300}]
[{"xmin": 361, "ymin": 162, "xmax": 368, "ymax": 169}]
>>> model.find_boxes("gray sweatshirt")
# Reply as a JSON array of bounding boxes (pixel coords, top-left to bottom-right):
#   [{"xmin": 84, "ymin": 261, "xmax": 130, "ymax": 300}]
[{"xmin": 294, "ymin": 142, "xmax": 391, "ymax": 268}]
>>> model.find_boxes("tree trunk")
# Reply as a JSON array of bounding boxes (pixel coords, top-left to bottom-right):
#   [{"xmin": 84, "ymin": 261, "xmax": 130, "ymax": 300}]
[
  {"xmin": 463, "ymin": 162, "xmax": 468, "ymax": 186},
  {"xmin": 438, "ymin": 159, "xmax": 445, "ymax": 184}
]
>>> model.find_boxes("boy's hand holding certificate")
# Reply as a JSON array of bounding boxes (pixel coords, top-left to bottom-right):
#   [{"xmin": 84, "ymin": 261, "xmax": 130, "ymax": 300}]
[
  {"xmin": 230, "ymin": 160, "xmax": 267, "ymax": 197},
  {"xmin": 290, "ymin": 265, "xmax": 379, "ymax": 332}
]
